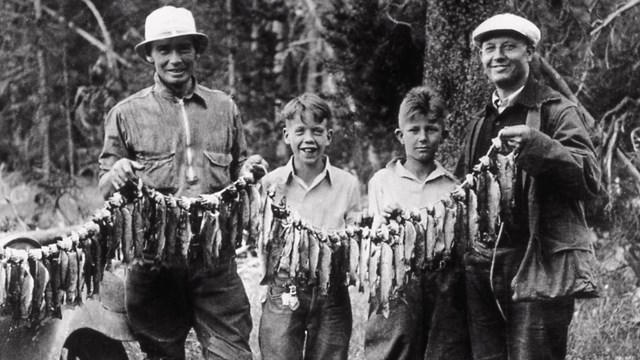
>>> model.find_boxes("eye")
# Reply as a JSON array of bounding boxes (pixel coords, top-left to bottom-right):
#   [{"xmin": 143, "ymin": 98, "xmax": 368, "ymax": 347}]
[
  {"xmin": 408, "ymin": 127, "xmax": 419, "ymax": 133},
  {"xmin": 312, "ymin": 127, "xmax": 325, "ymax": 135}
]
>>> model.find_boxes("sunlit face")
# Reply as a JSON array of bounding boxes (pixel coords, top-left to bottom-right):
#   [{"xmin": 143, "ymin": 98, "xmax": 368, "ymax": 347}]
[
  {"xmin": 283, "ymin": 115, "xmax": 333, "ymax": 168},
  {"xmin": 395, "ymin": 113, "xmax": 444, "ymax": 165},
  {"xmin": 146, "ymin": 36, "xmax": 198, "ymax": 92},
  {"xmin": 480, "ymin": 36, "xmax": 533, "ymax": 91}
]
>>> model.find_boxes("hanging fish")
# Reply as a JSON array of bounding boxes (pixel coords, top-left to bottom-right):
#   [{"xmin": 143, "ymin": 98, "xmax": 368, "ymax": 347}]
[
  {"xmin": 297, "ymin": 224, "xmax": 310, "ymax": 284},
  {"xmin": 91, "ymin": 232, "xmax": 104, "ymax": 296},
  {"xmin": 30, "ymin": 260, "xmax": 50, "ymax": 324},
  {"xmin": 442, "ymin": 197, "xmax": 458, "ymax": 267},
  {"xmin": 140, "ymin": 192, "xmax": 154, "ymax": 253},
  {"xmin": 239, "ymin": 188, "xmax": 251, "ymax": 247},
  {"xmin": 163, "ymin": 196, "xmax": 180, "ymax": 266},
  {"xmin": 262, "ymin": 218, "xmax": 286, "ymax": 285},
  {"xmin": 153, "ymin": 193, "xmax": 167, "ymax": 264},
  {"xmin": 176, "ymin": 199, "xmax": 193, "ymax": 265},
  {"xmin": 19, "ymin": 262, "xmax": 34, "ymax": 320},
  {"xmin": 412, "ymin": 216, "xmax": 426, "ymax": 272},
  {"xmin": 388, "ymin": 221, "xmax": 404, "ymax": 289},
  {"xmin": 404, "ymin": 219, "xmax": 417, "ymax": 268},
  {"xmin": 247, "ymin": 185, "xmax": 262, "ymax": 246},
  {"xmin": 425, "ymin": 209, "xmax": 437, "ymax": 270},
  {"xmin": 308, "ymin": 230, "xmax": 320, "ymax": 286},
  {"xmin": 82, "ymin": 236, "xmax": 94, "ymax": 297},
  {"xmin": 289, "ymin": 224, "xmax": 302, "ymax": 280},
  {"xmin": 368, "ymin": 241, "xmax": 381, "ymax": 296},
  {"xmin": 277, "ymin": 224, "xmax": 295, "ymax": 276},
  {"xmin": 358, "ymin": 228, "xmax": 370, "ymax": 292},
  {"xmin": 318, "ymin": 238, "xmax": 333, "ymax": 296},
  {"xmin": 432, "ymin": 202, "xmax": 446, "ymax": 261},
  {"xmin": 496, "ymin": 152, "xmax": 516, "ymax": 225},
  {"xmin": 108, "ymin": 207, "xmax": 123, "ymax": 262},
  {"xmin": 42, "ymin": 257, "xmax": 55, "ymax": 318},
  {"xmin": 477, "ymin": 166, "xmax": 501, "ymax": 244},
  {"xmin": 199, "ymin": 210, "xmax": 217, "ymax": 269},
  {"xmin": 132, "ymin": 199, "xmax": 144, "ymax": 263},
  {"xmin": 334, "ymin": 231, "xmax": 349, "ymax": 287},
  {"xmin": 467, "ymin": 187, "xmax": 480, "ymax": 249},
  {"xmin": 65, "ymin": 249, "xmax": 79, "ymax": 304},
  {"xmin": 347, "ymin": 228, "xmax": 360, "ymax": 287},
  {"xmin": 0, "ymin": 261, "xmax": 6, "ymax": 309},
  {"xmin": 121, "ymin": 204, "xmax": 134, "ymax": 264},
  {"xmin": 75, "ymin": 247, "xmax": 85, "ymax": 306},
  {"xmin": 57, "ymin": 250, "xmax": 69, "ymax": 305},
  {"xmin": 380, "ymin": 231, "xmax": 393, "ymax": 319}
]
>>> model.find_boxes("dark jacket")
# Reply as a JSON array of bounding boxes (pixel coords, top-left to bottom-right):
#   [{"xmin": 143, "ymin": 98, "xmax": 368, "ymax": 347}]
[{"xmin": 456, "ymin": 77, "xmax": 601, "ymax": 300}]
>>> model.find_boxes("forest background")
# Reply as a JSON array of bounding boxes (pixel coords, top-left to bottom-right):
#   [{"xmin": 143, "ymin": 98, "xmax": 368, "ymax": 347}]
[{"xmin": 1, "ymin": 0, "xmax": 640, "ymax": 358}]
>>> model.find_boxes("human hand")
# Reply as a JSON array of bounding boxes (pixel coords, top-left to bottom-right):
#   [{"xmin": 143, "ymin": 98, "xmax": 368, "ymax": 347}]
[
  {"xmin": 241, "ymin": 154, "xmax": 269, "ymax": 180},
  {"xmin": 381, "ymin": 202, "xmax": 404, "ymax": 222},
  {"xmin": 499, "ymin": 125, "xmax": 533, "ymax": 152},
  {"xmin": 110, "ymin": 158, "xmax": 144, "ymax": 190}
]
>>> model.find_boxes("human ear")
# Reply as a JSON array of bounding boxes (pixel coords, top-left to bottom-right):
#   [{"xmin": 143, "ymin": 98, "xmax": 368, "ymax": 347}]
[
  {"xmin": 394, "ymin": 128, "xmax": 404, "ymax": 144},
  {"xmin": 282, "ymin": 127, "xmax": 291, "ymax": 145}
]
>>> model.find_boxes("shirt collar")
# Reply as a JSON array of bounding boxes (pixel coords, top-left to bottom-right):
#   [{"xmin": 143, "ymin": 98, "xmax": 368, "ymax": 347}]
[
  {"xmin": 284, "ymin": 156, "xmax": 332, "ymax": 191},
  {"xmin": 492, "ymin": 85, "xmax": 525, "ymax": 113},
  {"xmin": 388, "ymin": 158, "xmax": 453, "ymax": 184},
  {"xmin": 153, "ymin": 73, "xmax": 207, "ymax": 106}
]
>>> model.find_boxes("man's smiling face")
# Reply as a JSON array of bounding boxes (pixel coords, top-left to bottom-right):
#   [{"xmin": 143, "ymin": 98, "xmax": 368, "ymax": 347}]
[
  {"xmin": 146, "ymin": 36, "xmax": 198, "ymax": 92},
  {"xmin": 480, "ymin": 35, "xmax": 533, "ymax": 92}
]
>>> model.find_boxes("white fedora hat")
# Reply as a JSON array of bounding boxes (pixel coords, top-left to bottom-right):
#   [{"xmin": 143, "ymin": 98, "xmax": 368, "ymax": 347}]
[
  {"xmin": 472, "ymin": 13, "xmax": 541, "ymax": 47},
  {"xmin": 134, "ymin": 6, "xmax": 209, "ymax": 61}
]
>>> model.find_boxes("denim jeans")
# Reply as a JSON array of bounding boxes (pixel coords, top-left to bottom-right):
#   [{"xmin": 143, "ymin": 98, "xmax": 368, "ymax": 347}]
[
  {"xmin": 258, "ymin": 278, "xmax": 353, "ymax": 360},
  {"xmin": 465, "ymin": 245, "xmax": 574, "ymax": 360},
  {"xmin": 125, "ymin": 258, "xmax": 252, "ymax": 360},
  {"xmin": 364, "ymin": 268, "xmax": 472, "ymax": 360}
]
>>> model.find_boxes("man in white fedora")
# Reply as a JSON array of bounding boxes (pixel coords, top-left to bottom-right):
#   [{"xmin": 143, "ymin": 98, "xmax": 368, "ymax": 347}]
[
  {"xmin": 455, "ymin": 13, "xmax": 600, "ymax": 360},
  {"xmin": 99, "ymin": 6, "xmax": 253, "ymax": 360}
]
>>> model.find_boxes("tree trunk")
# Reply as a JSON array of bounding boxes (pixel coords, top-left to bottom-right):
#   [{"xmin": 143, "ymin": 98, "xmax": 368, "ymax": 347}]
[
  {"xmin": 423, "ymin": 0, "xmax": 506, "ymax": 168},
  {"xmin": 34, "ymin": 0, "xmax": 50, "ymax": 180},
  {"xmin": 226, "ymin": 0, "xmax": 236, "ymax": 96}
]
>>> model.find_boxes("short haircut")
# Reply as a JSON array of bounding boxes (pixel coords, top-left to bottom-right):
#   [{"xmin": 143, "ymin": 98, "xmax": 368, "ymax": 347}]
[
  {"xmin": 281, "ymin": 93, "xmax": 332, "ymax": 128},
  {"xmin": 398, "ymin": 85, "xmax": 446, "ymax": 129}
]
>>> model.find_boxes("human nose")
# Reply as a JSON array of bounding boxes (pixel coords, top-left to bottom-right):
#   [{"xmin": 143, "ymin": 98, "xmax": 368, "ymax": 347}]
[
  {"xmin": 302, "ymin": 130, "xmax": 314, "ymax": 142},
  {"xmin": 168, "ymin": 50, "xmax": 182, "ymax": 63}
]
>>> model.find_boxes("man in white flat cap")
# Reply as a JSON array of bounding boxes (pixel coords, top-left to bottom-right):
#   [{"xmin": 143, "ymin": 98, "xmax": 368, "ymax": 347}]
[
  {"xmin": 455, "ymin": 13, "xmax": 601, "ymax": 360},
  {"xmin": 98, "ymin": 6, "xmax": 253, "ymax": 360}
]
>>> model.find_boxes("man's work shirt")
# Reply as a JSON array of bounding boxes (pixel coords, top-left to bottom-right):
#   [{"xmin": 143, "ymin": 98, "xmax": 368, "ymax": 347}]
[
  {"xmin": 261, "ymin": 157, "xmax": 361, "ymax": 231},
  {"xmin": 368, "ymin": 158, "xmax": 457, "ymax": 216},
  {"xmin": 99, "ymin": 74, "xmax": 247, "ymax": 197}
]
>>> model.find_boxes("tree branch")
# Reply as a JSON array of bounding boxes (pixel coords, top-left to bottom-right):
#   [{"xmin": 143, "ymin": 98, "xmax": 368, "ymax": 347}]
[
  {"xmin": 590, "ymin": 0, "xmax": 640, "ymax": 37},
  {"xmin": 536, "ymin": 53, "xmax": 597, "ymax": 127},
  {"xmin": 41, "ymin": 4, "xmax": 132, "ymax": 68}
]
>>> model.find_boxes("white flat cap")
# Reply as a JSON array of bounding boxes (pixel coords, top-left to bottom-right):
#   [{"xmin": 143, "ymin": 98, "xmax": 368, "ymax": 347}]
[{"xmin": 472, "ymin": 13, "xmax": 541, "ymax": 47}]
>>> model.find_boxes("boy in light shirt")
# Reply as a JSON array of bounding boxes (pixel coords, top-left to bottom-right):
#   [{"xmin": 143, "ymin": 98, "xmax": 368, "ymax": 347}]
[
  {"xmin": 365, "ymin": 86, "xmax": 471, "ymax": 360},
  {"xmin": 259, "ymin": 93, "xmax": 361, "ymax": 360}
]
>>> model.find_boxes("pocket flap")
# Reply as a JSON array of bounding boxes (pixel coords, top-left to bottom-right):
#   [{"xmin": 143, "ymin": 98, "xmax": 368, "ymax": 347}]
[{"xmin": 204, "ymin": 151, "xmax": 232, "ymax": 166}]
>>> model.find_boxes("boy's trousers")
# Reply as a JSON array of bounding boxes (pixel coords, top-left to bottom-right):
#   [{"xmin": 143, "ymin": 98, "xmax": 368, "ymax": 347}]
[
  {"xmin": 364, "ymin": 267, "xmax": 472, "ymax": 360},
  {"xmin": 259, "ymin": 277, "xmax": 353, "ymax": 360}
]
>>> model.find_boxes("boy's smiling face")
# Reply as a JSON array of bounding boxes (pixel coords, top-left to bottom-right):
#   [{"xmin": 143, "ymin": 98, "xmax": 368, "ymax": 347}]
[
  {"xmin": 283, "ymin": 114, "xmax": 333, "ymax": 167},
  {"xmin": 395, "ymin": 113, "xmax": 444, "ymax": 166}
]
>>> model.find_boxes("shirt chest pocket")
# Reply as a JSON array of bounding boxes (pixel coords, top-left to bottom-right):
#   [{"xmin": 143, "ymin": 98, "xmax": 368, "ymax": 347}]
[
  {"xmin": 138, "ymin": 152, "xmax": 178, "ymax": 193},
  {"xmin": 202, "ymin": 150, "xmax": 233, "ymax": 192}
]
